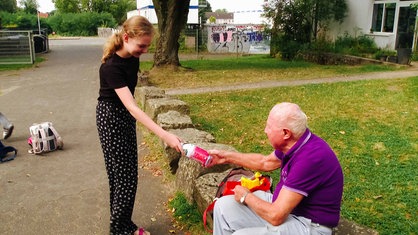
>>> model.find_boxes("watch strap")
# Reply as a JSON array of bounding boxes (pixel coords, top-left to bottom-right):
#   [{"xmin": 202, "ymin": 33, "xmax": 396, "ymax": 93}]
[{"xmin": 240, "ymin": 192, "xmax": 249, "ymax": 205}]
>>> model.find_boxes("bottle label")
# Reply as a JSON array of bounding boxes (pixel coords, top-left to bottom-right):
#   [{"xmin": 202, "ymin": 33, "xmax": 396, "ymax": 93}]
[
  {"xmin": 193, "ymin": 146, "xmax": 211, "ymax": 166},
  {"xmin": 182, "ymin": 144, "xmax": 212, "ymax": 167}
]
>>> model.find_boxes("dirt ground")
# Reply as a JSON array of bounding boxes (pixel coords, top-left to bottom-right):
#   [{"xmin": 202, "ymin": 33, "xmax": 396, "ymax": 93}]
[{"xmin": 0, "ymin": 37, "xmax": 184, "ymax": 235}]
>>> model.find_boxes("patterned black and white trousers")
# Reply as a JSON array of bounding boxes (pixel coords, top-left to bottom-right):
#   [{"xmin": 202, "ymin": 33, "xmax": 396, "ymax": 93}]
[{"xmin": 96, "ymin": 100, "xmax": 138, "ymax": 235}]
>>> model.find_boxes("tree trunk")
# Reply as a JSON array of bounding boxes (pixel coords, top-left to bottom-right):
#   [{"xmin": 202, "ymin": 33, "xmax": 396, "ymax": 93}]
[{"xmin": 152, "ymin": 0, "xmax": 190, "ymax": 69}]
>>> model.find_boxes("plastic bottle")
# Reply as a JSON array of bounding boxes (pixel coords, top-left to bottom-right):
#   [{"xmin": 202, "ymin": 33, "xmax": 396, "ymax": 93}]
[{"xmin": 182, "ymin": 143, "xmax": 213, "ymax": 167}]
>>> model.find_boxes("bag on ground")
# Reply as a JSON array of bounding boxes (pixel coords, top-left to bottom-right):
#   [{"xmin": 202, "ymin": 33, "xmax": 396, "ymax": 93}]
[
  {"xmin": 203, "ymin": 167, "xmax": 272, "ymax": 232},
  {"xmin": 28, "ymin": 122, "xmax": 63, "ymax": 154},
  {"xmin": 0, "ymin": 140, "xmax": 17, "ymax": 163}
]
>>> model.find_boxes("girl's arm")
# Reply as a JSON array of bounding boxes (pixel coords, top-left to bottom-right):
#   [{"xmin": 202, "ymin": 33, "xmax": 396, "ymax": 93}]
[{"xmin": 115, "ymin": 87, "xmax": 183, "ymax": 152}]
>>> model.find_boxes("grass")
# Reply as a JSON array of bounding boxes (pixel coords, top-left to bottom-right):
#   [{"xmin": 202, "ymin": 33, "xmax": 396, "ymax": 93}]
[
  {"xmin": 0, "ymin": 56, "xmax": 45, "ymax": 71},
  {"xmin": 141, "ymin": 55, "xmax": 403, "ymax": 89},
  {"xmin": 139, "ymin": 55, "xmax": 416, "ymax": 234},
  {"xmin": 176, "ymin": 77, "xmax": 417, "ymax": 235},
  {"xmin": 4, "ymin": 53, "xmax": 412, "ymax": 234},
  {"xmin": 168, "ymin": 192, "xmax": 208, "ymax": 234}
]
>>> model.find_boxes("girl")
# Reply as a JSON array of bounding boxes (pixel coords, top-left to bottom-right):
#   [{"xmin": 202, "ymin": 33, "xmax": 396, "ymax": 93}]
[{"xmin": 96, "ymin": 16, "xmax": 183, "ymax": 235}]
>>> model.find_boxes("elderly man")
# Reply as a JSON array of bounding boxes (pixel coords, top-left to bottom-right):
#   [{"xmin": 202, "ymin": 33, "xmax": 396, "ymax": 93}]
[{"xmin": 208, "ymin": 102, "xmax": 343, "ymax": 235}]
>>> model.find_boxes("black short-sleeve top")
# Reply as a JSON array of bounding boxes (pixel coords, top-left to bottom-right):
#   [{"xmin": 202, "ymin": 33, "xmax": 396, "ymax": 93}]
[{"xmin": 98, "ymin": 53, "xmax": 139, "ymax": 104}]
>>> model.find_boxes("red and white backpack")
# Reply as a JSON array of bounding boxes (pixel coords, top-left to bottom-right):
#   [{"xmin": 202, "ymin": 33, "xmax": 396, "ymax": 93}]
[{"xmin": 28, "ymin": 122, "xmax": 63, "ymax": 154}]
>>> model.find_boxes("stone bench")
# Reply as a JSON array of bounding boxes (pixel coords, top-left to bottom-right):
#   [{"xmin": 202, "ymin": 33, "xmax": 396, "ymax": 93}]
[{"xmin": 135, "ymin": 86, "xmax": 379, "ymax": 235}]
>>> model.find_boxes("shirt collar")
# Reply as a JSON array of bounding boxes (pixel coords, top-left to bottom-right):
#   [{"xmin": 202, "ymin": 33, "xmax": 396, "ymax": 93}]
[{"xmin": 284, "ymin": 128, "xmax": 311, "ymax": 158}]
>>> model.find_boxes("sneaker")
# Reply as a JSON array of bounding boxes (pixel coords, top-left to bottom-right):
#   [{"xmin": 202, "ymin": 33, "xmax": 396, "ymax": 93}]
[{"xmin": 3, "ymin": 124, "xmax": 14, "ymax": 140}]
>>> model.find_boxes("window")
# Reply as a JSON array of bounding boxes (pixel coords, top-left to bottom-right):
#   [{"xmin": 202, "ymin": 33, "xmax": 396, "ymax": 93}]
[{"xmin": 371, "ymin": 3, "xmax": 396, "ymax": 32}]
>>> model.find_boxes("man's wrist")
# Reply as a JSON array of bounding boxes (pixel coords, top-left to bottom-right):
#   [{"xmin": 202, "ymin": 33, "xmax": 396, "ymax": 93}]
[{"xmin": 240, "ymin": 192, "xmax": 249, "ymax": 205}]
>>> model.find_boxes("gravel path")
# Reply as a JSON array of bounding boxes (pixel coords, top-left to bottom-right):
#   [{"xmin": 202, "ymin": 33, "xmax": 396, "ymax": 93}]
[{"xmin": 166, "ymin": 63, "xmax": 418, "ymax": 95}]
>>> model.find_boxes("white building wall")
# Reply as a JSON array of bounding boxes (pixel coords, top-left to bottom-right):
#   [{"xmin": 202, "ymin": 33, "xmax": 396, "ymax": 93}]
[
  {"xmin": 328, "ymin": 0, "xmax": 373, "ymax": 38},
  {"xmin": 328, "ymin": 0, "xmax": 417, "ymax": 49}
]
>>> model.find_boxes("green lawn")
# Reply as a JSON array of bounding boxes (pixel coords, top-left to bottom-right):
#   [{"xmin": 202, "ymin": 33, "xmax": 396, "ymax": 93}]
[
  {"xmin": 177, "ymin": 77, "xmax": 417, "ymax": 235},
  {"xmin": 0, "ymin": 57, "xmax": 45, "ymax": 71},
  {"xmin": 141, "ymin": 54, "xmax": 403, "ymax": 89},
  {"xmin": 141, "ymin": 55, "xmax": 417, "ymax": 234}
]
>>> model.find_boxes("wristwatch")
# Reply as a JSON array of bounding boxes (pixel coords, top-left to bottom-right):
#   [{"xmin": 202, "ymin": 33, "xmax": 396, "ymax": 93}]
[{"xmin": 240, "ymin": 192, "xmax": 249, "ymax": 205}]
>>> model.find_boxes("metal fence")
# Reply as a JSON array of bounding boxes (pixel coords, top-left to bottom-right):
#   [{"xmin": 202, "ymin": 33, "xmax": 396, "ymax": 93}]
[{"xmin": 0, "ymin": 30, "xmax": 35, "ymax": 65}]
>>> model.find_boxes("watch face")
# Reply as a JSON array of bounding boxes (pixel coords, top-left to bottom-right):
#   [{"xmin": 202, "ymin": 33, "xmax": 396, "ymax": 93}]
[{"xmin": 240, "ymin": 194, "xmax": 246, "ymax": 204}]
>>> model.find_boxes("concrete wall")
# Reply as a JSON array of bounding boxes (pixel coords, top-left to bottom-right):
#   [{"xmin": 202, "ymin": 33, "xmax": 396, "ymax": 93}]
[{"xmin": 206, "ymin": 24, "xmax": 270, "ymax": 54}]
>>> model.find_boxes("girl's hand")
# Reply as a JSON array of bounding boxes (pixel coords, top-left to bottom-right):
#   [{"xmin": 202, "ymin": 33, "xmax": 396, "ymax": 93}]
[{"xmin": 163, "ymin": 131, "xmax": 183, "ymax": 153}]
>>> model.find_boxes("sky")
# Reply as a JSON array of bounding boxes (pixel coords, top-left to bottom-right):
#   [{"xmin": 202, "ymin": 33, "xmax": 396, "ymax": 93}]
[
  {"xmin": 37, "ymin": 0, "xmax": 266, "ymax": 13},
  {"xmin": 37, "ymin": 0, "xmax": 54, "ymax": 13},
  {"xmin": 207, "ymin": 0, "xmax": 265, "ymax": 12}
]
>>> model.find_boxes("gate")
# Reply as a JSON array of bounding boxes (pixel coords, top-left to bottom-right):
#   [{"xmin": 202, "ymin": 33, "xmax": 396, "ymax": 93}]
[{"xmin": 0, "ymin": 30, "xmax": 35, "ymax": 65}]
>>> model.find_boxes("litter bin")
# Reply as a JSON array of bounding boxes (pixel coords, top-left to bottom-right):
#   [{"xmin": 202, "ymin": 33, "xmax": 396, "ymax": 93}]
[
  {"xmin": 396, "ymin": 48, "xmax": 412, "ymax": 65},
  {"xmin": 33, "ymin": 34, "xmax": 48, "ymax": 53}
]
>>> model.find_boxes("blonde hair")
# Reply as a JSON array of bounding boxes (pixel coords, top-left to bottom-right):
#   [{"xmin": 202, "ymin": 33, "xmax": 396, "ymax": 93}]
[{"xmin": 101, "ymin": 16, "xmax": 155, "ymax": 63}]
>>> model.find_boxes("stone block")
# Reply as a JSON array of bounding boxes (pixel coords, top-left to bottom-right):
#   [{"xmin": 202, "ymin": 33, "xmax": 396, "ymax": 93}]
[
  {"xmin": 157, "ymin": 110, "xmax": 194, "ymax": 130},
  {"xmin": 162, "ymin": 128, "xmax": 217, "ymax": 173},
  {"xmin": 175, "ymin": 143, "xmax": 237, "ymax": 202},
  {"xmin": 135, "ymin": 86, "xmax": 166, "ymax": 110},
  {"xmin": 168, "ymin": 128, "xmax": 216, "ymax": 144},
  {"xmin": 145, "ymin": 98, "xmax": 189, "ymax": 121},
  {"xmin": 194, "ymin": 169, "xmax": 233, "ymax": 230},
  {"xmin": 333, "ymin": 218, "xmax": 379, "ymax": 235}
]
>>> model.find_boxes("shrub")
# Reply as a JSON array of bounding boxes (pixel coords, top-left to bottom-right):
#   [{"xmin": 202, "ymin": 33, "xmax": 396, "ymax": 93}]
[
  {"xmin": 1, "ymin": 11, "xmax": 42, "ymax": 30},
  {"xmin": 275, "ymin": 34, "xmax": 302, "ymax": 60},
  {"xmin": 334, "ymin": 33, "xmax": 378, "ymax": 56},
  {"xmin": 47, "ymin": 12, "xmax": 117, "ymax": 36}
]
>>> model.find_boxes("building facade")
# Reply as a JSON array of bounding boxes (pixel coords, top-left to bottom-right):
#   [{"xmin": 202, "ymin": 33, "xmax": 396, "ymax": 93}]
[{"xmin": 328, "ymin": 0, "xmax": 417, "ymax": 50}]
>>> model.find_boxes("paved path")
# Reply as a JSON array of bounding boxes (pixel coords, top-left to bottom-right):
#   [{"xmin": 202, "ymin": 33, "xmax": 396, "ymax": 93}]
[
  {"xmin": 0, "ymin": 37, "xmax": 181, "ymax": 235},
  {"xmin": 0, "ymin": 37, "xmax": 417, "ymax": 235},
  {"xmin": 166, "ymin": 63, "xmax": 418, "ymax": 95}
]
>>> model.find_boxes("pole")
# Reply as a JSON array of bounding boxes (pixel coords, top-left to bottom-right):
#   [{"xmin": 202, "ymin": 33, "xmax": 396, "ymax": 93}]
[{"xmin": 37, "ymin": 10, "xmax": 41, "ymax": 34}]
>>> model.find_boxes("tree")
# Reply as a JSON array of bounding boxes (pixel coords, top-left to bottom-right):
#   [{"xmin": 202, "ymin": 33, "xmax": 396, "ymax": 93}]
[
  {"xmin": 198, "ymin": 1, "xmax": 211, "ymax": 25},
  {"xmin": 209, "ymin": 15, "xmax": 216, "ymax": 24},
  {"xmin": 19, "ymin": 0, "xmax": 38, "ymax": 14},
  {"xmin": 152, "ymin": 0, "xmax": 191, "ymax": 69},
  {"xmin": 263, "ymin": 0, "xmax": 347, "ymax": 59},
  {"xmin": 107, "ymin": 0, "xmax": 135, "ymax": 25},
  {"xmin": 0, "ymin": 0, "xmax": 18, "ymax": 13},
  {"xmin": 53, "ymin": 0, "xmax": 135, "ymax": 24},
  {"xmin": 81, "ymin": 0, "xmax": 135, "ymax": 24},
  {"xmin": 215, "ymin": 9, "xmax": 227, "ymax": 13},
  {"xmin": 53, "ymin": 0, "xmax": 81, "ymax": 13}
]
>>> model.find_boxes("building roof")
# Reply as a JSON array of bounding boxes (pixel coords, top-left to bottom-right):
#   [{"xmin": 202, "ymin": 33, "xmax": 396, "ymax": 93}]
[{"xmin": 205, "ymin": 12, "xmax": 234, "ymax": 20}]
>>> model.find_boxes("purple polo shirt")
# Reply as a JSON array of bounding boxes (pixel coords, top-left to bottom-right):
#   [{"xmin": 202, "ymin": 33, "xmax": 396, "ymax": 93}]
[{"xmin": 273, "ymin": 129, "xmax": 343, "ymax": 228}]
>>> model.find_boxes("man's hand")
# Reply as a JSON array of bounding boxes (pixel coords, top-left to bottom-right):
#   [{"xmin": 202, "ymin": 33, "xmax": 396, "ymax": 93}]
[
  {"xmin": 207, "ymin": 149, "xmax": 229, "ymax": 165},
  {"xmin": 233, "ymin": 185, "xmax": 250, "ymax": 204}
]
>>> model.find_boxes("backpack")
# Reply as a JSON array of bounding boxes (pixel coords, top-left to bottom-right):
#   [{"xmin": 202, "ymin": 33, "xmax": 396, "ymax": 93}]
[
  {"xmin": 28, "ymin": 122, "xmax": 63, "ymax": 154},
  {"xmin": 203, "ymin": 167, "xmax": 272, "ymax": 232},
  {"xmin": 0, "ymin": 140, "xmax": 17, "ymax": 163}
]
